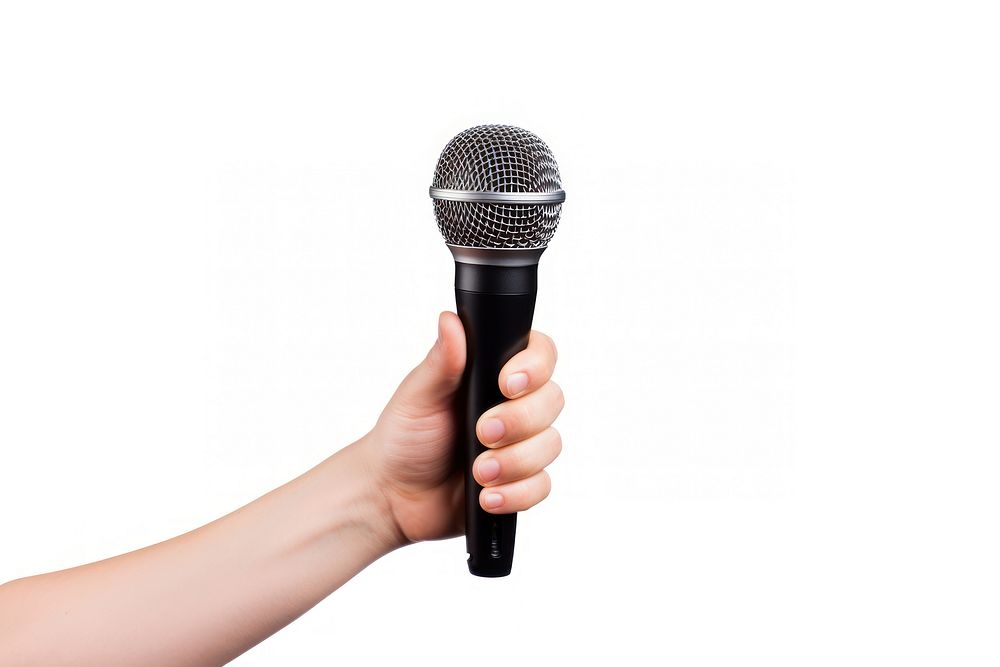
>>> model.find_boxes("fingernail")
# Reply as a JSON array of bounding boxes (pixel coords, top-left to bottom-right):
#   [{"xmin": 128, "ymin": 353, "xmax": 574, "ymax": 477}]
[
  {"xmin": 479, "ymin": 418, "xmax": 505, "ymax": 445},
  {"xmin": 506, "ymin": 372, "xmax": 529, "ymax": 396},
  {"xmin": 484, "ymin": 492, "xmax": 504, "ymax": 509},
  {"xmin": 478, "ymin": 457, "xmax": 500, "ymax": 482}
]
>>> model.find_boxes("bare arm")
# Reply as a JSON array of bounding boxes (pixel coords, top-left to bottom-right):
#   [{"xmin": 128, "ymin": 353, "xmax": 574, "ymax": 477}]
[
  {"xmin": 0, "ymin": 442, "xmax": 400, "ymax": 667},
  {"xmin": 0, "ymin": 314, "xmax": 564, "ymax": 667}
]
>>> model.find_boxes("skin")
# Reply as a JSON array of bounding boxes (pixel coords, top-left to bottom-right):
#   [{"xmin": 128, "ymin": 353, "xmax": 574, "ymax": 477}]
[{"xmin": 0, "ymin": 312, "xmax": 563, "ymax": 667}]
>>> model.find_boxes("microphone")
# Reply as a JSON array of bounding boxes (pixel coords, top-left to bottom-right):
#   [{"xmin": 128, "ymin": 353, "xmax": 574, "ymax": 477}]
[{"xmin": 429, "ymin": 125, "xmax": 565, "ymax": 577}]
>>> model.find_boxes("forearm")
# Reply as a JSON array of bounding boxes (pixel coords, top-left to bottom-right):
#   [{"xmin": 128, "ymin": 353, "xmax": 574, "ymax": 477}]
[{"xmin": 0, "ymin": 438, "xmax": 402, "ymax": 667}]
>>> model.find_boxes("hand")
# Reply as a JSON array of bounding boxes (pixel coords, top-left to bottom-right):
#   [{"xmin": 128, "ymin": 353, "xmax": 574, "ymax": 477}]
[
  {"xmin": 0, "ymin": 312, "xmax": 562, "ymax": 666},
  {"xmin": 361, "ymin": 312, "xmax": 564, "ymax": 545}
]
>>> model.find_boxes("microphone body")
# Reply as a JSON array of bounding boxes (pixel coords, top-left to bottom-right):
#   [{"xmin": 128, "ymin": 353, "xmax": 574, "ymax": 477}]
[
  {"xmin": 451, "ymin": 247, "xmax": 542, "ymax": 576},
  {"xmin": 429, "ymin": 125, "xmax": 564, "ymax": 577}
]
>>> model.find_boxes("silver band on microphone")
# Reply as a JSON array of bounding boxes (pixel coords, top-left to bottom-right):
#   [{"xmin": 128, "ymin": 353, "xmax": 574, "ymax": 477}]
[{"xmin": 429, "ymin": 187, "xmax": 566, "ymax": 204}]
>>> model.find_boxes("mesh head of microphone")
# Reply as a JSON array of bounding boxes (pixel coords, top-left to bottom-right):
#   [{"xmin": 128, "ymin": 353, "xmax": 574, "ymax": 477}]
[{"xmin": 431, "ymin": 125, "xmax": 563, "ymax": 249}]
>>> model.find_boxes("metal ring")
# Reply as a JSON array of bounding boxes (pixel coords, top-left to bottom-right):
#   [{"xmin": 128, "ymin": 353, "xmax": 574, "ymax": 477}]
[
  {"xmin": 429, "ymin": 187, "xmax": 566, "ymax": 204},
  {"xmin": 447, "ymin": 245, "xmax": 547, "ymax": 265}
]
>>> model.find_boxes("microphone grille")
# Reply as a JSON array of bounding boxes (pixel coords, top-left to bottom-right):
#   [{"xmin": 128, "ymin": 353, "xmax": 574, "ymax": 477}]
[{"xmin": 431, "ymin": 125, "xmax": 563, "ymax": 249}]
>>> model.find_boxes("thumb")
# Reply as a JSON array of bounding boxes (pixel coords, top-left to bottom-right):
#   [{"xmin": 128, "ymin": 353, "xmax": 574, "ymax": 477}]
[{"xmin": 392, "ymin": 312, "xmax": 466, "ymax": 410}]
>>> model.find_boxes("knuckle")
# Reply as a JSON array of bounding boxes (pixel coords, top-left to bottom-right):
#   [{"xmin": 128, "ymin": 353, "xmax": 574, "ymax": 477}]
[
  {"xmin": 532, "ymin": 330, "xmax": 557, "ymax": 361},
  {"xmin": 537, "ymin": 470, "xmax": 552, "ymax": 499},
  {"xmin": 548, "ymin": 427, "xmax": 563, "ymax": 455},
  {"xmin": 513, "ymin": 401, "xmax": 534, "ymax": 431},
  {"xmin": 504, "ymin": 447, "xmax": 527, "ymax": 475},
  {"xmin": 549, "ymin": 381, "xmax": 565, "ymax": 408},
  {"xmin": 526, "ymin": 357, "xmax": 548, "ymax": 380}
]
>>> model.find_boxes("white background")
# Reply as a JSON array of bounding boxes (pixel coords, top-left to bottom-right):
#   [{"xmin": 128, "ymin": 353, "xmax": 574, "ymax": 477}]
[{"xmin": 1, "ymin": 1, "xmax": 998, "ymax": 665}]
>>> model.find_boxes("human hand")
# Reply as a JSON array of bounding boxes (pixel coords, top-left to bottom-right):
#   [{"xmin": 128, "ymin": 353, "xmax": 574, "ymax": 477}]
[
  {"xmin": 360, "ymin": 312, "xmax": 563, "ymax": 546},
  {"xmin": 0, "ymin": 312, "xmax": 562, "ymax": 665}
]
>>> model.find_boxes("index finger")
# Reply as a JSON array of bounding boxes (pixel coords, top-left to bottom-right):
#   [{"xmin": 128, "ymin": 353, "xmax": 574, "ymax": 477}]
[{"xmin": 499, "ymin": 330, "xmax": 558, "ymax": 399}]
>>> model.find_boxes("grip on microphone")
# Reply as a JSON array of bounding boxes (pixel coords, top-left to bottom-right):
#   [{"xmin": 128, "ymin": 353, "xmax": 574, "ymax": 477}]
[{"xmin": 454, "ymin": 261, "xmax": 537, "ymax": 577}]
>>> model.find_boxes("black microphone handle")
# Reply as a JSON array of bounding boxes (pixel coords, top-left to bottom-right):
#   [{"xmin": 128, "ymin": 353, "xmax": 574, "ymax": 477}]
[{"xmin": 454, "ymin": 258, "xmax": 538, "ymax": 577}]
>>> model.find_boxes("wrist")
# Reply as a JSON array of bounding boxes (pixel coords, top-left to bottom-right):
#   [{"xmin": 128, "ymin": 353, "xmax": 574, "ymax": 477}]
[{"xmin": 331, "ymin": 437, "xmax": 409, "ymax": 554}]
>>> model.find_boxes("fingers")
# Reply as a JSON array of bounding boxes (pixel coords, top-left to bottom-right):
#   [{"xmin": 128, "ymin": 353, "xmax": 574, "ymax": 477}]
[
  {"xmin": 476, "ymin": 381, "xmax": 565, "ymax": 448},
  {"xmin": 499, "ymin": 330, "xmax": 558, "ymax": 399},
  {"xmin": 479, "ymin": 470, "xmax": 552, "ymax": 514},
  {"xmin": 474, "ymin": 427, "xmax": 562, "ymax": 487},
  {"xmin": 475, "ymin": 328, "xmax": 562, "ymax": 514}
]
